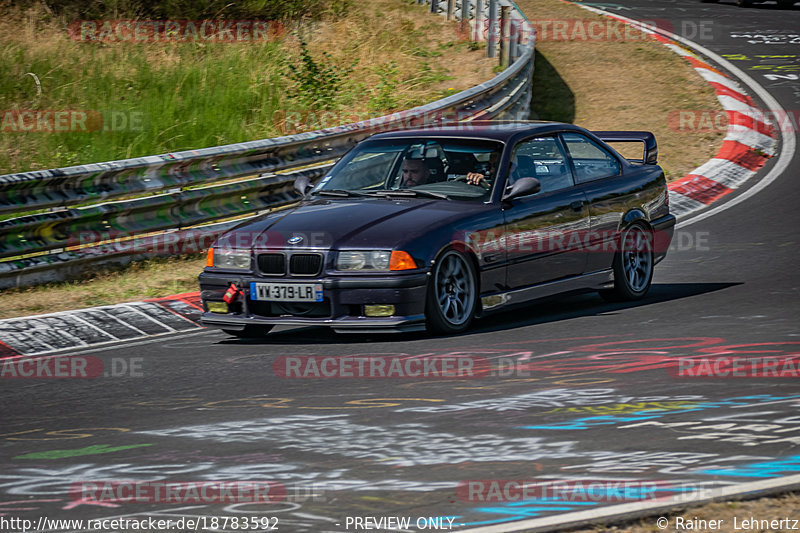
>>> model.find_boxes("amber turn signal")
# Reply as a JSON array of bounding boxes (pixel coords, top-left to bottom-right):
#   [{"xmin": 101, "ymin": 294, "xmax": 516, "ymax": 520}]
[
  {"xmin": 389, "ymin": 250, "xmax": 416, "ymax": 270},
  {"xmin": 206, "ymin": 247, "xmax": 214, "ymax": 267}
]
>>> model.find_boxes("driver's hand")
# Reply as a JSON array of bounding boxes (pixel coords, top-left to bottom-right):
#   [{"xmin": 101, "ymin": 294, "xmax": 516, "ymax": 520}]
[{"xmin": 465, "ymin": 172, "xmax": 486, "ymax": 185}]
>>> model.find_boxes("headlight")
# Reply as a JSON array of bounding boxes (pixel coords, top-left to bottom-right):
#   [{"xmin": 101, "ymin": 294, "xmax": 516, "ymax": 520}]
[
  {"xmin": 210, "ymin": 247, "xmax": 251, "ymax": 270},
  {"xmin": 337, "ymin": 251, "xmax": 391, "ymax": 271}
]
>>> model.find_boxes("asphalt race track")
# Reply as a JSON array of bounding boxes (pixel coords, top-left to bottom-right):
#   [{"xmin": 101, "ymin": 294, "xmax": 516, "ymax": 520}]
[{"xmin": 2, "ymin": 1, "xmax": 799, "ymax": 532}]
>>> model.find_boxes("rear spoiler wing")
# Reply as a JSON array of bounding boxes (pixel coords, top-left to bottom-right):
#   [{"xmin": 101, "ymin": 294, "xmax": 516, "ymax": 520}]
[{"xmin": 592, "ymin": 131, "xmax": 658, "ymax": 165}]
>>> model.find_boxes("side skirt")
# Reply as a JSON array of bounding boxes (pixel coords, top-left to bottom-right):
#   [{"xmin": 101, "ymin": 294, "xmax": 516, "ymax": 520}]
[{"xmin": 479, "ymin": 269, "xmax": 614, "ymax": 314}]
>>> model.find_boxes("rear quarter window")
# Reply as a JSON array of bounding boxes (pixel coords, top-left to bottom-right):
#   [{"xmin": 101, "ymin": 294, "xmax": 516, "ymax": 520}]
[{"xmin": 562, "ymin": 132, "xmax": 621, "ymax": 183}]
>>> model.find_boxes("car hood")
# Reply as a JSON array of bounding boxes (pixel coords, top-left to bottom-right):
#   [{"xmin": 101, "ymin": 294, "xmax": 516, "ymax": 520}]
[{"xmin": 219, "ymin": 197, "xmax": 471, "ymax": 250}]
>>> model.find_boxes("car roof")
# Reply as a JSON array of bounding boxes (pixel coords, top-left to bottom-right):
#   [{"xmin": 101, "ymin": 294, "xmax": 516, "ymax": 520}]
[{"xmin": 368, "ymin": 120, "xmax": 585, "ymax": 142}]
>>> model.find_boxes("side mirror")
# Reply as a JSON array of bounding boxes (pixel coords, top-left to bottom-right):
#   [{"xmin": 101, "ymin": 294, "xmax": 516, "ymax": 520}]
[
  {"xmin": 294, "ymin": 175, "xmax": 312, "ymax": 196},
  {"xmin": 501, "ymin": 177, "xmax": 541, "ymax": 202}
]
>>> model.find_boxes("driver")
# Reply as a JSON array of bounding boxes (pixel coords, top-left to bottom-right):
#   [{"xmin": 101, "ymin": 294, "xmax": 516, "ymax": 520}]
[
  {"xmin": 465, "ymin": 151, "xmax": 500, "ymax": 186},
  {"xmin": 401, "ymin": 159, "xmax": 431, "ymax": 187}
]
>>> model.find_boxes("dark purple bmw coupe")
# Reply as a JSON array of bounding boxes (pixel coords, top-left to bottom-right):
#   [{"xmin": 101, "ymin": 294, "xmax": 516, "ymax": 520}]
[{"xmin": 198, "ymin": 122, "xmax": 675, "ymax": 337}]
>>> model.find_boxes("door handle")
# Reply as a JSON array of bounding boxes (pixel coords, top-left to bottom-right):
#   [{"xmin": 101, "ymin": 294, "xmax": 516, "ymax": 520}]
[{"xmin": 570, "ymin": 200, "xmax": 585, "ymax": 211}]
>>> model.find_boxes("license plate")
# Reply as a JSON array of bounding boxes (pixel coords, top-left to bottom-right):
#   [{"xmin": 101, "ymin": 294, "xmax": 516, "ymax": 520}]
[{"xmin": 250, "ymin": 282, "xmax": 323, "ymax": 302}]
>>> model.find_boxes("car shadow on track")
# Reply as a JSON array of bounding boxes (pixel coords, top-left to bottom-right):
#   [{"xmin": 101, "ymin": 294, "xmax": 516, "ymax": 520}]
[
  {"xmin": 217, "ymin": 282, "xmax": 740, "ymax": 345},
  {"xmin": 468, "ymin": 281, "xmax": 741, "ymax": 335}
]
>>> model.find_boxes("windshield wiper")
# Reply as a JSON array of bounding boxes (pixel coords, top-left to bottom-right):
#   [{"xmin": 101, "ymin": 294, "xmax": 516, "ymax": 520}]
[
  {"xmin": 310, "ymin": 189, "xmax": 367, "ymax": 197},
  {"xmin": 369, "ymin": 189, "xmax": 449, "ymax": 200}
]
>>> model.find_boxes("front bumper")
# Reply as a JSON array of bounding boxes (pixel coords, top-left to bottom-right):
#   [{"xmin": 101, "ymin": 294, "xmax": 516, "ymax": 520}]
[{"xmin": 198, "ymin": 271, "xmax": 429, "ymax": 333}]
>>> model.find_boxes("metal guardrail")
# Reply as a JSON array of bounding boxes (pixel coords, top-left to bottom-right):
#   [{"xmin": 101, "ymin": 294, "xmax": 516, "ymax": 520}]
[{"xmin": 0, "ymin": 0, "xmax": 534, "ymax": 289}]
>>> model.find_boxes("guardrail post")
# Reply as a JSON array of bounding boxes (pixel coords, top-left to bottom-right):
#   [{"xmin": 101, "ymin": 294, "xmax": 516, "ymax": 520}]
[
  {"xmin": 509, "ymin": 18, "xmax": 518, "ymax": 61},
  {"xmin": 461, "ymin": 0, "xmax": 470, "ymax": 21},
  {"xmin": 431, "ymin": 0, "xmax": 439, "ymax": 14},
  {"xmin": 487, "ymin": 0, "xmax": 498, "ymax": 57},
  {"xmin": 447, "ymin": 0, "xmax": 454, "ymax": 20},
  {"xmin": 499, "ymin": 5, "xmax": 510, "ymax": 66},
  {"xmin": 473, "ymin": 0, "xmax": 483, "ymax": 41}
]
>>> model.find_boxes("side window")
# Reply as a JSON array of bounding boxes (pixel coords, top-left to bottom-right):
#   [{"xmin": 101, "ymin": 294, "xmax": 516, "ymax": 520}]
[
  {"xmin": 511, "ymin": 136, "xmax": 574, "ymax": 194},
  {"xmin": 561, "ymin": 132, "xmax": 621, "ymax": 183}
]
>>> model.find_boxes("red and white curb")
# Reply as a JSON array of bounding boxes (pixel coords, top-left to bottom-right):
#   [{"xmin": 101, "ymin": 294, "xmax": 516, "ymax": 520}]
[
  {"xmin": 572, "ymin": 3, "xmax": 780, "ymax": 218},
  {"xmin": 0, "ymin": 292, "xmax": 203, "ymax": 358}
]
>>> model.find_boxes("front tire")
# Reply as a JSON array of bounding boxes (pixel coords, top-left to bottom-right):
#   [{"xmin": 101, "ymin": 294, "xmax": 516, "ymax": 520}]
[
  {"xmin": 222, "ymin": 325, "xmax": 274, "ymax": 338},
  {"xmin": 425, "ymin": 249, "xmax": 478, "ymax": 334},
  {"xmin": 600, "ymin": 223, "xmax": 654, "ymax": 302}
]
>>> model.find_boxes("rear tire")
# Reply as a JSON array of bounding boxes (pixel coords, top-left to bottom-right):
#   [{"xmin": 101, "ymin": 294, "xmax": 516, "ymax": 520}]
[
  {"xmin": 425, "ymin": 249, "xmax": 478, "ymax": 334},
  {"xmin": 222, "ymin": 325, "xmax": 274, "ymax": 338},
  {"xmin": 599, "ymin": 223, "xmax": 654, "ymax": 302}
]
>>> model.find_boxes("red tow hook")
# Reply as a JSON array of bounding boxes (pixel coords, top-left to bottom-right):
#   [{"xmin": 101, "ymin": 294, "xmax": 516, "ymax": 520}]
[{"xmin": 222, "ymin": 283, "xmax": 240, "ymax": 304}]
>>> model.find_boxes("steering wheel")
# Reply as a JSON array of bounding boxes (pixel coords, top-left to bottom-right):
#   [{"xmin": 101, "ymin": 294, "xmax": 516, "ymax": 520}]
[{"xmin": 452, "ymin": 174, "xmax": 491, "ymax": 190}]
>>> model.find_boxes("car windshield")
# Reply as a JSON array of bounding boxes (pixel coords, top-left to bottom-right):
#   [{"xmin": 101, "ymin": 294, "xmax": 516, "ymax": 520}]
[{"xmin": 311, "ymin": 138, "xmax": 504, "ymax": 200}]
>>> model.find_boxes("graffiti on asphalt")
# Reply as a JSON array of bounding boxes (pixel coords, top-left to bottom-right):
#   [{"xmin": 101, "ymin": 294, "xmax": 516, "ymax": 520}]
[
  {"xmin": 0, "ymin": 428, "xmax": 130, "ymax": 441},
  {"xmin": 13, "ymin": 444, "xmax": 153, "ymax": 460},
  {"xmin": 394, "ymin": 388, "xmax": 703, "ymax": 413},
  {"xmin": 699, "ymin": 455, "xmax": 800, "ymax": 478},
  {"xmin": 560, "ymin": 451, "xmax": 771, "ymax": 475},
  {"xmin": 138, "ymin": 415, "xmax": 580, "ymax": 467},
  {"xmin": 623, "ymin": 410, "xmax": 800, "ymax": 446},
  {"xmin": 520, "ymin": 394, "xmax": 800, "ymax": 432}
]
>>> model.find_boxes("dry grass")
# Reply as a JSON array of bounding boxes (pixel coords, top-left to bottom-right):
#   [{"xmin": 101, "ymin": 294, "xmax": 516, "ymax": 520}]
[
  {"xmin": 287, "ymin": 0, "xmax": 498, "ymax": 111},
  {"xmin": 519, "ymin": 0, "xmax": 725, "ymax": 180},
  {"xmin": 574, "ymin": 491, "xmax": 800, "ymax": 532},
  {"xmin": 272, "ymin": 0, "xmax": 489, "ymax": 112},
  {"xmin": 0, "ymin": 0, "xmax": 495, "ymax": 172}
]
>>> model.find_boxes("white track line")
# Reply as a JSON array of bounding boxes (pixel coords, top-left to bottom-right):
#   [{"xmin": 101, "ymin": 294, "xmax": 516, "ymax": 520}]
[{"xmin": 459, "ymin": 473, "xmax": 800, "ymax": 532}]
